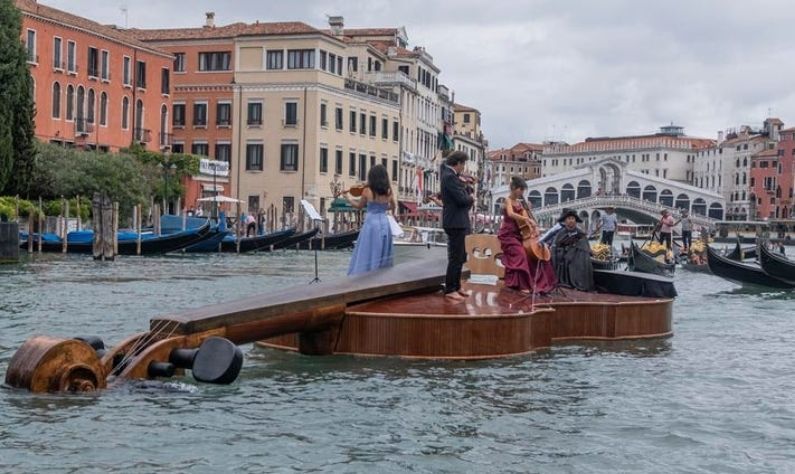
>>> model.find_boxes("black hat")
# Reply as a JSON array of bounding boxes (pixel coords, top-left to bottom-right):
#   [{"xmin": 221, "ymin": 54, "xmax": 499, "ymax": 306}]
[{"xmin": 557, "ymin": 208, "xmax": 583, "ymax": 223}]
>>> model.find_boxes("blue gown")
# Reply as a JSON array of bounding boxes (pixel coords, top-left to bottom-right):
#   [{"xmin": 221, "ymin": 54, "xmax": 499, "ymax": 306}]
[{"xmin": 348, "ymin": 201, "xmax": 394, "ymax": 275}]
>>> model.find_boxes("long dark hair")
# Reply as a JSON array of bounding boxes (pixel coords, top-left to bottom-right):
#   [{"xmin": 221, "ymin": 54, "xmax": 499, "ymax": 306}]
[
  {"xmin": 367, "ymin": 164, "xmax": 391, "ymax": 196},
  {"xmin": 510, "ymin": 176, "xmax": 527, "ymax": 191}
]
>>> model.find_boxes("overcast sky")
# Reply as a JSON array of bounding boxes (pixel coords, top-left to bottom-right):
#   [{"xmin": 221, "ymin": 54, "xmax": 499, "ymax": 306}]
[{"xmin": 45, "ymin": 0, "xmax": 795, "ymax": 148}]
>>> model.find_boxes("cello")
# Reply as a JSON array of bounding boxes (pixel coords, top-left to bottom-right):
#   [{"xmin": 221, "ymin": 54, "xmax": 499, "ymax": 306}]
[{"xmin": 517, "ymin": 198, "xmax": 551, "ymax": 262}]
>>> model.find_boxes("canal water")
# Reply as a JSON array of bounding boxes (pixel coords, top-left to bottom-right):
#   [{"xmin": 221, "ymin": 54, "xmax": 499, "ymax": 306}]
[{"xmin": 1, "ymin": 251, "xmax": 794, "ymax": 473}]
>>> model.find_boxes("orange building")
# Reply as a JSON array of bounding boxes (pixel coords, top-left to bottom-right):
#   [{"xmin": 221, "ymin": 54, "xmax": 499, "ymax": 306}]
[
  {"xmin": 17, "ymin": 0, "xmax": 173, "ymax": 152},
  {"xmin": 129, "ymin": 13, "xmax": 238, "ymax": 210}
]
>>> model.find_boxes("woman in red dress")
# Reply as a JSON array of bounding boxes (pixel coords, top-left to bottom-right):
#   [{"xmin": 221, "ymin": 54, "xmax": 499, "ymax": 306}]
[{"xmin": 497, "ymin": 177, "xmax": 557, "ymax": 294}]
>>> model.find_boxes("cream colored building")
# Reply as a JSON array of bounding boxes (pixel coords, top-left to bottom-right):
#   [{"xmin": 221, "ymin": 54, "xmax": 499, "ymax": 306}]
[
  {"xmin": 452, "ymin": 103, "xmax": 487, "ymax": 180},
  {"xmin": 229, "ymin": 25, "xmax": 400, "ymax": 224},
  {"xmin": 340, "ymin": 25, "xmax": 444, "ymax": 205}
]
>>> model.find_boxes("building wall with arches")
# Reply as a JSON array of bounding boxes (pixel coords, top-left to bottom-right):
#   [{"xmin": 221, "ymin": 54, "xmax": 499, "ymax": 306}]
[{"xmin": 20, "ymin": 2, "xmax": 173, "ymax": 152}]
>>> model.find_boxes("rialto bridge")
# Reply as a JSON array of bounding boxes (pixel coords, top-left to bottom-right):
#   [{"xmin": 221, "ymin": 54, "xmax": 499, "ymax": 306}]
[{"xmin": 490, "ymin": 159, "xmax": 725, "ymax": 229}]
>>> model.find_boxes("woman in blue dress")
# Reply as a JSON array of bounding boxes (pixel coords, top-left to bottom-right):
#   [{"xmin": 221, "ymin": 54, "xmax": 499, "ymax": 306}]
[{"xmin": 344, "ymin": 164, "xmax": 396, "ymax": 275}]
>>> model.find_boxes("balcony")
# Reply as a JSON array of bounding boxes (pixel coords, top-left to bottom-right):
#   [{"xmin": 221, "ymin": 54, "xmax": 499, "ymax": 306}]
[
  {"xmin": 74, "ymin": 119, "xmax": 94, "ymax": 136},
  {"xmin": 344, "ymin": 78, "xmax": 399, "ymax": 105},
  {"xmin": 159, "ymin": 132, "xmax": 173, "ymax": 148},
  {"xmin": 134, "ymin": 127, "xmax": 152, "ymax": 144},
  {"xmin": 364, "ymin": 71, "xmax": 417, "ymax": 91}
]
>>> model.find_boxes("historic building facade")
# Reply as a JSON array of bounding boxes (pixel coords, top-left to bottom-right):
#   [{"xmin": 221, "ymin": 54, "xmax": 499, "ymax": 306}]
[
  {"xmin": 18, "ymin": 0, "xmax": 173, "ymax": 152},
  {"xmin": 542, "ymin": 125, "xmax": 713, "ymax": 185},
  {"xmin": 486, "ymin": 143, "xmax": 543, "ymax": 189},
  {"xmin": 749, "ymin": 127, "xmax": 795, "ymax": 220},
  {"xmin": 693, "ymin": 118, "xmax": 783, "ymax": 220}
]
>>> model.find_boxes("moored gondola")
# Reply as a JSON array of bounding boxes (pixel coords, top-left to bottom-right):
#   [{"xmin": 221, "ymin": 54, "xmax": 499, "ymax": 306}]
[
  {"xmin": 628, "ymin": 243, "xmax": 675, "ymax": 277},
  {"xmin": 28, "ymin": 221, "xmax": 214, "ymax": 255},
  {"xmin": 706, "ymin": 245, "xmax": 795, "ymax": 288},
  {"xmin": 219, "ymin": 228, "xmax": 296, "ymax": 253},
  {"xmin": 268, "ymin": 228, "xmax": 321, "ymax": 250},
  {"xmin": 726, "ymin": 239, "xmax": 757, "ymax": 261},
  {"xmin": 758, "ymin": 242, "xmax": 795, "ymax": 283},
  {"xmin": 299, "ymin": 229, "xmax": 360, "ymax": 250}
]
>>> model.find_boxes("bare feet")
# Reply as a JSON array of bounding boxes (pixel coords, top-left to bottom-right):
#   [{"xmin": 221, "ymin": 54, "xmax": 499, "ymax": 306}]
[
  {"xmin": 457, "ymin": 289, "xmax": 472, "ymax": 297},
  {"xmin": 519, "ymin": 289, "xmax": 531, "ymax": 295},
  {"xmin": 444, "ymin": 292, "xmax": 466, "ymax": 302}
]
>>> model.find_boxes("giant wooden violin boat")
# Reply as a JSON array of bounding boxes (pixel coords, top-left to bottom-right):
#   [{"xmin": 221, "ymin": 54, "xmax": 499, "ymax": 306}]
[{"xmin": 5, "ymin": 235, "xmax": 675, "ymax": 394}]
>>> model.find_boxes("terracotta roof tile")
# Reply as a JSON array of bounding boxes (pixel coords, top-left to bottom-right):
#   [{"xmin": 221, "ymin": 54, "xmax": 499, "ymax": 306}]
[
  {"xmin": 129, "ymin": 21, "xmax": 324, "ymax": 42},
  {"xmin": 453, "ymin": 103, "xmax": 479, "ymax": 113},
  {"xmin": 15, "ymin": 0, "xmax": 169, "ymax": 55},
  {"xmin": 342, "ymin": 28, "xmax": 399, "ymax": 37},
  {"xmin": 545, "ymin": 134, "xmax": 714, "ymax": 154}
]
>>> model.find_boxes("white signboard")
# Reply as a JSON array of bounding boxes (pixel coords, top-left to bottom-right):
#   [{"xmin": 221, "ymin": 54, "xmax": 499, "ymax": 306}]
[{"xmin": 200, "ymin": 159, "xmax": 229, "ymax": 177}]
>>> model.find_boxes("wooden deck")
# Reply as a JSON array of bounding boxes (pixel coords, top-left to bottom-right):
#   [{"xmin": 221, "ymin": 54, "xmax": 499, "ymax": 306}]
[{"xmin": 259, "ymin": 281, "xmax": 673, "ymax": 359}]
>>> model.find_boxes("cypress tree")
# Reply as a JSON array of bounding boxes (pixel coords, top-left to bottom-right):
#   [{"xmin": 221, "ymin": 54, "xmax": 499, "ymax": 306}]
[{"xmin": 0, "ymin": 0, "xmax": 36, "ymax": 196}]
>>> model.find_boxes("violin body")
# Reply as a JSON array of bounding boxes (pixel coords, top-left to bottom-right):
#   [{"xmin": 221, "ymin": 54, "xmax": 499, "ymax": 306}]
[{"xmin": 517, "ymin": 199, "xmax": 551, "ymax": 262}]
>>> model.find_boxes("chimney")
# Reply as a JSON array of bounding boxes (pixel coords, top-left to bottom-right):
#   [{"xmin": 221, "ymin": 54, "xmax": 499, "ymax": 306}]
[
  {"xmin": 328, "ymin": 16, "xmax": 344, "ymax": 36},
  {"xmin": 205, "ymin": 12, "xmax": 215, "ymax": 28}
]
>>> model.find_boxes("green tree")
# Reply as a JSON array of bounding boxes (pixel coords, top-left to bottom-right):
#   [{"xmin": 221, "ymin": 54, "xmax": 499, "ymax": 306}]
[{"xmin": 0, "ymin": 0, "xmax": 36, "ymax": 196}]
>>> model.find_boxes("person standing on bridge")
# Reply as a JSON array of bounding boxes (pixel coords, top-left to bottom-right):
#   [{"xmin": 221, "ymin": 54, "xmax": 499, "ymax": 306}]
[{"xmin": 596, "ymin": 206, "xmax": 618, "ymax": 246}]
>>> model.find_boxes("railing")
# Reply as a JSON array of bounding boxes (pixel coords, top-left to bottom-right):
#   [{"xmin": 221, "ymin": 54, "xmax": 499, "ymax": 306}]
[
  {"xmin": 344, "ymin": 78, "xmax": 399, "ymax": 104},
  {"xmin": 74, "ymin": 119, "xmax": 94, "ymax": 135},
  {"xmin": 364, "ymin": 71, "xmax": 417, "ymax": 90},
  {"xmin": 531, "ymin": 194, "xmax": 718, "ymax": 228},
  {"xmin": 159, "ymin": 132, "xmax": 173, "ymax": 148},
  {"xmin": 134, "ymin": 127, "xmax": 151, "ymax": 143}
]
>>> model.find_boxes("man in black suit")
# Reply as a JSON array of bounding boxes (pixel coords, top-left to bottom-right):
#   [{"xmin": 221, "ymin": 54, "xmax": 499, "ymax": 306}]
[{"xmin": 440, "ymin": 151, "xmax": 474, "ymax": 302}]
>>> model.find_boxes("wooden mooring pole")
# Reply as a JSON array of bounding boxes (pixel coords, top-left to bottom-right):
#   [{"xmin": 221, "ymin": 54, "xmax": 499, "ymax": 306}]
[
  {"xmin": 61, "ymin": 197, "xmax": 68, "ymax": 254},
  {"xmin": 37, "ymin": 197, "xmax": 43, "ymax": 254},
  {"xmin": 136, "ymin": 205, "xmax": 142, "ymax": 256}
]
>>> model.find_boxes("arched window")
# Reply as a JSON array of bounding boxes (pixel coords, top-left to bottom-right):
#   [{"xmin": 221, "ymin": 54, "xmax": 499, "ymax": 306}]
[
  {"xmin": 736, "ymin": 158, "xmax": 740, "ymax": 168},
  {"xmin": 135, "ymin": 99, "xmax": 144, "ymax": 140},
  {"xmin": 528, "ymin": 190, "xmax": 542, "ymax": 209},
  {"xmin": 626, "ymin": 181, "xmax": 640, "ymax": 198},
  {"xmin": 675, "ymin": 193, "xmax": 690, "ymax": 211},
  {"xmin": 743, "ymin": 157, "xmax": 747, "ymax": 167},
  {"xmin": 87, "ymin": 89, "xmax": 95, "ymax": 124},
  {"xmin": 51, "ymin": 82, "xmax": 61, "ymax": 119},
  {"xmin": 735, "ymin": 174, "xmax": 739, "ymax": 185},
  {"xmin": 742, "ymin": 172, "xmax": 746, "ymax": 185},
  {"xmin": 100, "ymin": 92, "xmax": 107, "ymax": 126},
  {"xmin": 561, "ymin": 183, "xmax": 575, "ymax": 202},
  {"xmin": 159, "ymin": 104, "xmax": 168, "ymax": 147},
  {"xmin": 66, "ymin": 85, "xmax": 74, "ymax": 120},
  {"xmin": 692, "ymin": 198, "xmax": 707, "ymax": 216},
  {"xmin": 544, "ymin": 187, "xmax": 559, "ymax": 206},
  {"xmin": 576, "ymin": 179, "xmax": 591, "ymax": 199},
  {"xmin": 76, "ymin": 86, "xmax": 85, "ymax": 132},
  {"xmin": 659, "ymin": 189, "xmax": 674, "ymax": 207},
  {"xmin": 709, "ymin": 203, "xmax": 724, "ymax": 220},
  {"xmin": 642, "ymin": 185, "xmax": 657, "ymax": 203},
  {"xmin": 121, "ymin": 97, "xmax": 129, "ymax": 129}
]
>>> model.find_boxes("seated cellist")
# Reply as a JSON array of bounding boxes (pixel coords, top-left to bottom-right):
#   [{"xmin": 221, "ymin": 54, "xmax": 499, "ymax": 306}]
[{"xmin": 497, "ymin": 177, "xmax": 557, "ymax": 294}]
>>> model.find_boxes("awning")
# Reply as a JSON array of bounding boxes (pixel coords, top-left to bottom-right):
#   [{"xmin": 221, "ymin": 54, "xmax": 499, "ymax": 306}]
[{"xmin": 399, "ymin": 201, "xmax": 418, "ymax": 214}]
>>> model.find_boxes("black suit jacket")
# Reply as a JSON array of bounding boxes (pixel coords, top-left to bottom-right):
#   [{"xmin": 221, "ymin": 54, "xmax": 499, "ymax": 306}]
[{"xmin": 440, "ymin": 164, "xmax": 473, "ymax": 230}]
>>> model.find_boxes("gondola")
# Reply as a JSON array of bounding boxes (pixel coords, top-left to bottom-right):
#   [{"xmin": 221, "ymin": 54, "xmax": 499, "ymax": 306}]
[
  {"xmin": 758, "ymin": 242, "xmax": 795, "ymax": 283},
  {"xmin": 219, "ymin": 228, "xmax": 296, "ymax": 253},
  {"xmin": 183, "ymin": 229, "xmax": 231, "ymax": 253},
  {"xmin": 628, "ymin": 243, "xmax": 675, "ymax": 277},
  {"xmin": 591, "ymin": 258, "xmax": 622, "ymax": 271},
  {"xmin": 299, "ymin": 229, "xmax": 360, "ymax": 250},
  {"xmin": 726, "ymin": 239, "xmax": 757, "ymax": 261},
  {"xmin": 706, "ymin": 245, "xmax": 795, "ymax": 289},
  {"xmin": 681, "ymin": 261, "xmax": 710, "ymax": 273},
  {"xmin": 29, "ymin": 221, "xmax": 213, "ymax": 255},
  {"xmin": 268, "ymin": 228, "xmax": 321, "ymax": 250},
  {"xmin": 593, "ymin": 268, "xmax": 677, "ymax": 298}
]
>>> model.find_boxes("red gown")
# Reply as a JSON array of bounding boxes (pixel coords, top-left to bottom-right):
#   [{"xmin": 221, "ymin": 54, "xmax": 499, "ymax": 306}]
[{"xmin": 497, "ymin": 203, "xmax": 557, "ymax": 293}]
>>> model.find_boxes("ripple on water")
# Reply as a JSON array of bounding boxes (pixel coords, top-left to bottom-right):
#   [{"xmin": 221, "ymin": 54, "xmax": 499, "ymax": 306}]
[{"xmin": 1, "ymin": 253, "xmax": 795, "ymax": 472}]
